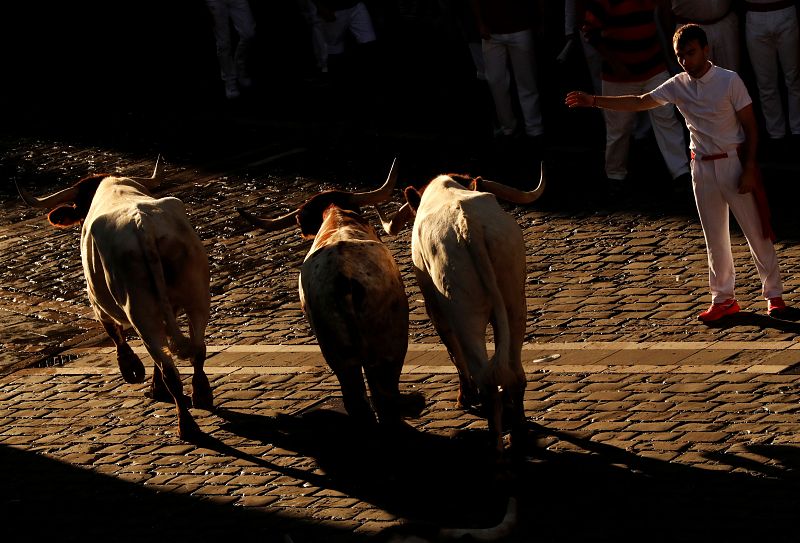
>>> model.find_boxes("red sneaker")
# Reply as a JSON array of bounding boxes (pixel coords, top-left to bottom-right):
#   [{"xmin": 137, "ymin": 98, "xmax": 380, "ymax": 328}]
[
  {"xmin": 698, "ymin": 299, "xmax": 740, "ymax": 322},
  {"xmin": 767, "ymin": 297, "xmax": 787, "ymax": 317}
]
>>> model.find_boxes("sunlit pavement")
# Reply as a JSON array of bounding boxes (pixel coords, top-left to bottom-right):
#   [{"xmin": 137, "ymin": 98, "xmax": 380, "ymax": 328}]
[{"xmin": 3, "ymin": 126, "xmax": 800, "ymax": 541}]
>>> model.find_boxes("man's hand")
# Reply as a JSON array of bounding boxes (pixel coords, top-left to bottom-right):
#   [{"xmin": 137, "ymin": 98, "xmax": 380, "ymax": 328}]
[
  {"xmin": 565, "ymin": 91, "xmax": 594, "ymax": 108},
  {"xmin": 738, "ymin": 164, "xmax": 758, "ymax": 194}
]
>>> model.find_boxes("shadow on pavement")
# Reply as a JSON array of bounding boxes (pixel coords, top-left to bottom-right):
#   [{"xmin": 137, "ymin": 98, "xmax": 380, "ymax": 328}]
[
  {"xmin": 0, "ymin": 443, "xmax": 367, "ymax": 543},
  {"xmin": 211, "ymin": 407, "xmax": 799, "ymax": 542}
]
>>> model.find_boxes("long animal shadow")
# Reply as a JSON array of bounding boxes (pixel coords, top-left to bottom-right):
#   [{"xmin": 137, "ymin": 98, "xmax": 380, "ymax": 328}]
[
  {"xmin": 215, "ymin": 406, "xmax": 511, "ymax": 529},
  {"xmin": 212, "ymin": 407, "xmax": 800, "ymax": 542}
]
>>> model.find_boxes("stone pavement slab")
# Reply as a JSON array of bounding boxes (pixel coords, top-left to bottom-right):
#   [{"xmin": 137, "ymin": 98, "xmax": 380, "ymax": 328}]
[{"xmin": 2, "ymin": 343, "xmax": 799, "ymax": 542}]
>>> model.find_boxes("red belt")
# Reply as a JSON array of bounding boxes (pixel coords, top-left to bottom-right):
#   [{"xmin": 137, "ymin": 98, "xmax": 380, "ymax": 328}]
[
  {"xmin": 744, "ymin": 0, "xmax": 794, "ymax": 12},
  {"xmin": 691, "ymin": 150, "xmax": 729, "ymax": 161}
]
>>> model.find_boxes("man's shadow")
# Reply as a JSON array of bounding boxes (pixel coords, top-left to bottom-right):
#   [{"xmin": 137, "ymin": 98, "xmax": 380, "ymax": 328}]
[{"xmin": 702, "ymin": 306, "xmax": 800, "ymax": 333}]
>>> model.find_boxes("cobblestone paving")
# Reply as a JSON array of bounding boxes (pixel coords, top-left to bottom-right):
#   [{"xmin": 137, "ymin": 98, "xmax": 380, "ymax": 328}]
[
  {"xmin": 2, "ymin": 345, "xmax": 799, "ymax": 542},
  {"xmin": 4, "ymin": 137, "xmax": 800, "ymax": 372},
  {"xmin": 2, "ymin": 136, "xmax": 800, "ymax": 541}
]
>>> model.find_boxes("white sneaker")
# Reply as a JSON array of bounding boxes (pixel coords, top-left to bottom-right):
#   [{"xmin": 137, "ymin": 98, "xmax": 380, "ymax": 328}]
[{"xmin": 225, "ymin": 81, "xmax": 240, "ymax": 99}]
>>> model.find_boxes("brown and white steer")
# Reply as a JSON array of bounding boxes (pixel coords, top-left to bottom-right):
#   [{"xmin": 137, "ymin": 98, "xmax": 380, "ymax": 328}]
[
  {"xmin": 17, "ymin": 158, "xmax": 211, "ymax": 440},
  {"xmin": 379, "ymin": 165, "xmax": 545, "ymax": 453},
  {"xmin": 238, "ymin": 159, "xmax": 424, "ymax": 426}
]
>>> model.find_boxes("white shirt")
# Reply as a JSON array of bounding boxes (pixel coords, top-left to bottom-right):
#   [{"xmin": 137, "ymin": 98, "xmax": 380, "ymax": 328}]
[{"xmin": 649, "ymin": 63, "xmax": 752, "ymax": 157}]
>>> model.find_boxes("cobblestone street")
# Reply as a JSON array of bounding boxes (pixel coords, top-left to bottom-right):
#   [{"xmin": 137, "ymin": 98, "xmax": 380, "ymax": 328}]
[
  {"xmin": 3, "ymin": 4, "xmax": 800, "ymax": 536},
  {"xmin": 2, "ymin": 131, "xmax": 800, "ymax": 542}
]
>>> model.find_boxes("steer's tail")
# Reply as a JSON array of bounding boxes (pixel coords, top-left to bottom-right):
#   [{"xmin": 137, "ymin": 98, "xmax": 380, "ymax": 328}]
[
  {"xmin": 462, "ymin": 223, "xmax": 515, "ymax": 391},
  {"xmin": 135, "ymin": 213, "xmax": 192, "ymax": 359}
]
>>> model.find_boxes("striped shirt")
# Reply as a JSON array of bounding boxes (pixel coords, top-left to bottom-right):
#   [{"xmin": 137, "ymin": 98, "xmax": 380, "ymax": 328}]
[{"xmin": 583, "ymin": 0, "xmax": 667, "ymax": 82}]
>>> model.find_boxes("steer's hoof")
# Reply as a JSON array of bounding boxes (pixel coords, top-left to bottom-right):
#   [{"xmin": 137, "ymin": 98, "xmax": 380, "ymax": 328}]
[
  {"xmin": 178, "ymin": 416, "xmax": 203, "ymax": 442},
  {"xmin": 192, "ymin": 391, "xmax": 214, "ymax": 411},
  {"xmin": 117, "ymin": 346, "xmax": 146, "ymax": 384},
  {"xmin": 398, "ymin": 391, "xmax": 426, "ymax": 418}
]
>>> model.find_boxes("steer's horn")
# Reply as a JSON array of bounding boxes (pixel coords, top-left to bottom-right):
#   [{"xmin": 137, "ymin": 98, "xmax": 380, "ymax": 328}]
[
  {"xmin": 377, "ymin": 201, "xmax": 414, "ymax": 236},
  {"xmin": 479, "ymin": 161, "xmax": 546, "ymax": 205},
  {"xmin": 237, "ymin": 207, "xmax": 300, "ymax": 231},
  {"xmin": 130, "ymin": 155, "xmax": 165, "ymax": 187},
  {"xmin": 15, "ymin": 181, "xmax": 79, "ymax": 209},
  {"xmin": 351, "ymin": 156, "xmax": 398, "ymax": 206}
]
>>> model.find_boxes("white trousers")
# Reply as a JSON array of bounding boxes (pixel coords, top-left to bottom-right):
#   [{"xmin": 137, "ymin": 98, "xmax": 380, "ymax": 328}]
[
  {"xmin": 602, "ymin": 72, "xmax": 690, "ymax": 180},
  {"xmin": 745, "ymin": 7, "xmax": 800, "ymax": 138},
  {"xmin": 322, "ymin": 2, "xmax": 376, "ymax": 55},
  {"xmin": 206, "ymin": 0, "xmax": 256, "ymax": 83},
  {"xmin": 482, "ymin": 30, "xmax": 544, "ymax": 137},
  {"xmin": 692, "ymin": 152, "xmax": 782, "ymax": 303}
]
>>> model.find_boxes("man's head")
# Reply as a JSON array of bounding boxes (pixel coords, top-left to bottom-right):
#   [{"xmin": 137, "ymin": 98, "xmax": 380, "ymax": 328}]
[{"xmin": 673, "ymin": 24, "xmax": 711, "ymax": 78}]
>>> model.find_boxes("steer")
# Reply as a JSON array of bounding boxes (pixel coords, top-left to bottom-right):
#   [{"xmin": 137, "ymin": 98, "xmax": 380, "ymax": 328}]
[
  {"xmin": 379, "ymin": 165, "xmax": 546, "ymax": 453},
  {"xmin": 238, "ymin": 159, "xmax": 423, "ymax": 427},
  {"xmin": 16, "ymin": 158, "xmax": 211, "ymax": 440}
]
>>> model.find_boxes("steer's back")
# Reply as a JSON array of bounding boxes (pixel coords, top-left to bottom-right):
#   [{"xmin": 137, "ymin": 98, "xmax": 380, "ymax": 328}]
[
  {"xmin": 300, "ymin": 214, "xmax": 408, "ymax": 364},
  {"xmin": 80, "ymin": 178, "xmax": 209, "ymax": 324}
]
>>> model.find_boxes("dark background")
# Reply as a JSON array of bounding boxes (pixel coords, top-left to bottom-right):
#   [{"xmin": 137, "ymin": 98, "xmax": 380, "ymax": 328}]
[{"xmin": 1, "ymin": 1, "xmax": 795, "ymax": 215}]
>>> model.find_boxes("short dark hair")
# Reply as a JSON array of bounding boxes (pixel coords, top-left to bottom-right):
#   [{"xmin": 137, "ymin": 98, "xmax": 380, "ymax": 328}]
[{"xmin": 673, "ymin": 24, "xmax": 708, "ymax": 50}]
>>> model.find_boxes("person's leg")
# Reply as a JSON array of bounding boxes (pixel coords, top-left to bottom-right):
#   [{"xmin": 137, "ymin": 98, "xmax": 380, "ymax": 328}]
[
  {"xmin": 704, "ymin": 13, "xmax": 740, "ymax": 72},
  {"xmin": 506, "ymin": 29, "xmax": 543, "ymax": 137},
  {"xmin": 205, "ymin": 0, "xmax": 237, "ymax": 96},
  {"xmin": 746, "ymin": 11, "xmax": 786, "ymax": 139},
  {"xmin": 602, "ymin": 79, "xmax": 637, "ymax": 180},
  {"xmin": 718, "ymin": 157, "xmax": 783, "ymax": 300},
  {"xmin": 483, "ymin": 34, "xmax": 516, "ymax": 136},
  {"xmin": 774, "ymin": 8, "xmax": 800, "ymax": 135},
  {"xmin": 645, "ymin": 72, "xmax": 690, "ymax": 178},
  {"xmin": 229, "ymin": 0, "xmax": 257, "ymax": 87},
  {"xmin": 692, "ymin": 160, "xmax": 736, "ymax": 303}
]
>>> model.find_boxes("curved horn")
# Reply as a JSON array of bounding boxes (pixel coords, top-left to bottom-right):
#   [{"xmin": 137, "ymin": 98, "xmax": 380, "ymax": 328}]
[
  {"xmin": 376, "ymin": 202, "xmax": 414, "ymax": 236},
  {"xmin": 237, "ymin": 207, "xmax": 300, "ymax": 232},
  {"xmin": 130, "ymin": 155, "xmax": 165, "ymax": 188},
  {"xmin": 479, "ymin": 161, "xmax": 546, "ymax": 205},
  {"xmin": 15, "ymin": 180, "xmax": 79, "ymax": 209},
  {"xmin": 351, "ymin": 156, "xmax": 398, "ymax": 206}
]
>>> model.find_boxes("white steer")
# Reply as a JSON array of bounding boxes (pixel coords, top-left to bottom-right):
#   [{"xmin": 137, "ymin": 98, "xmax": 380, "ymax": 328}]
[
  {"xmin": 380, "ymin": 166, "xmax": 545, "ymax": 453},
  {"xmin": 17, "ymin": 158, "xmax": 211, "ymax": 440}
]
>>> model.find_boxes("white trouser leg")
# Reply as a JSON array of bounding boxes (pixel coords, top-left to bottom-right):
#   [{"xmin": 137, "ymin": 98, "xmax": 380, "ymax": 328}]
[
  {"xmin": 746, "ymin": 10, "xmax": 787, "ymax": 138},
  {"xmin": 229, "ymin": 0, "xmax": 256, "ymax": 79},
  {"xmin": 206, "ymin": 0, "xmax": 235, "ymax": 82},
  {"xmin": 602, "ymin": 79, "xmax": 637, "ymax": 179},
  {"xmin": 505, "ymin": 30, "xmax": 543, "ymax": 136},
  {"xmin": 773, "ymin": 9, "xmax": 800, "ymax": 135},
  {"xmin": 644, "ymin": 71, "xmax": 690, "ymax": 178},
  {"xmin": 483, "ymin": 37, "xmax": 516, "ymax": 136},
  {"xmin": 693, "ymin": 158, "xmax": 735, "ymax": 303}
]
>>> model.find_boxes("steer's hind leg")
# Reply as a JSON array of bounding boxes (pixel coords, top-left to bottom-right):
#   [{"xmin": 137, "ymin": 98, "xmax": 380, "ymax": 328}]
[
  {"xmin": 334, "ymin": 364, "xmax": 377, "ymax": 426},
  {"xmin": 147, "ymin": 365, "xmax": 179, "ymax": 404},
  {"xmin": 186, "ymin": 307, "xmax": 212, "ymax": 410},
  {"xmin": 364, "ymin": 358, "xmax": 425, "ymax": 427},
  {"xmin": 101, "ymin": 320, "xmax": 145, "ymax": 384}
]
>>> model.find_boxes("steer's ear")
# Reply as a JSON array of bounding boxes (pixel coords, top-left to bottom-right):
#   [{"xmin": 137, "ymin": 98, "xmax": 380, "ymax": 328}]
[
  {"xmin": 48, "ymin": 205, "xmax": 83, "ymax": 228},
  {"xmin": 404, "ymin": 186, "xmax": 422, "ymax": 213},
  {"xmin": 469, "ymin": 176, "xmax": 482, "ymax": 191}
]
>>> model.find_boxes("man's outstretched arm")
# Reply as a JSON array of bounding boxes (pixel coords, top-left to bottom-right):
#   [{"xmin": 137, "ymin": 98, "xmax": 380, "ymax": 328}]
[{"xmin": 565, "ymin": 90, "xmax": 662, "ymax": 112}]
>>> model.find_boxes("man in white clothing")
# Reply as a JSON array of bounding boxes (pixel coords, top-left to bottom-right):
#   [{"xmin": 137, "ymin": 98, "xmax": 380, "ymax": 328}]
[{"xmin": 566, "ymin": 24, "xmax": 789, "ymax": 322}]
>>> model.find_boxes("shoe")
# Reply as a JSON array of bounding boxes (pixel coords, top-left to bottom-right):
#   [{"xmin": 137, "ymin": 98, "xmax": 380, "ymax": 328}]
[
  {"xmin": 697, "ymin": 299, "xmax": 740, "ymax": 322},
  {"xmin": 224, "ymin": 81, "xmax": 240, "ymax": 100},
  {"xmin": 767, "ymin": 297, "xmax": 787, "ymax": 317}
]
